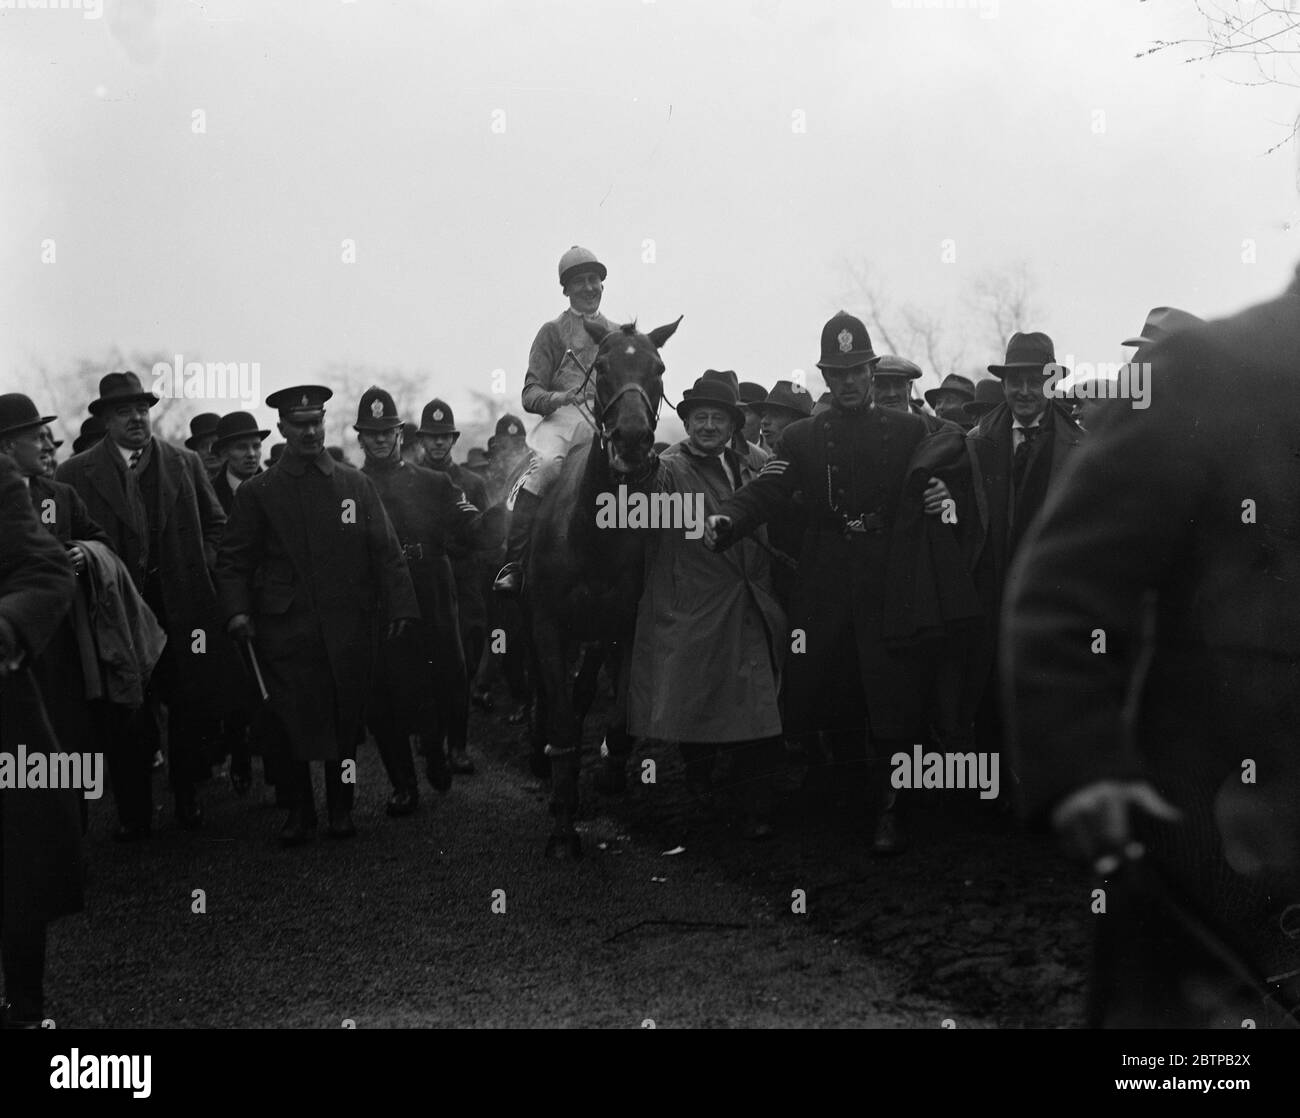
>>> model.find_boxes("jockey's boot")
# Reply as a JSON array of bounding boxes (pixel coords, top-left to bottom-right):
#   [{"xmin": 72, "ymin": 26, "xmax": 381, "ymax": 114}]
[{"xmin": 493, "ymin": 488, "xmax": 540, "ymax": 597}]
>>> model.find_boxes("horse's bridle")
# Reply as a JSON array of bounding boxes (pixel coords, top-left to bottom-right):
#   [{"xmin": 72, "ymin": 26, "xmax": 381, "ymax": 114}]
[{"xmin": 567, "ymin": 348, "xmax": 663, "ymax": 450}]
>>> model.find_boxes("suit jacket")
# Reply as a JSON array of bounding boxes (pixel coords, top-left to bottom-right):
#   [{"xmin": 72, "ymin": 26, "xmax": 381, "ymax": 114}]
[
  {"xmin": 214, "ymin": 449, "xmax": 418, "ymax": 761},
  {"xmin": 1006, "ymin": 272, "xmax": 1300, "ymax": 1018},
  {"xmin": 57, "ymin": 436, "xmax": 234, "ymax": 715},
  {"xmin": 0, "ymin": 453, "xmax": 83, "ymax": 924},
  {"xmin": 29, "ymin": 474, "xmax": 112, "ymax": 548},
  {"xmin": 210, "ymin": 467, "xmax": 264, "ymax": 517}
]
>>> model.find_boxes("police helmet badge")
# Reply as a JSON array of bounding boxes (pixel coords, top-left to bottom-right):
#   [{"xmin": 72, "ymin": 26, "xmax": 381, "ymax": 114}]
[
  {"xmin": 301, "ymin": 393, "xmax": 310, "ymax": 407},
  {"xmin": 433, "ymin": 408, "xmax": 444, "ymax": 421},
  {"xmin": 370, "ymin": 399, "xmax": 384, "ymax": 418},
  {"xmin": 837, "ymin": 329, "xmax": 854, "ymax": 354},
  {"xmin": 508, "ymin": 422, "xmax": 520, "ymax": 434}
]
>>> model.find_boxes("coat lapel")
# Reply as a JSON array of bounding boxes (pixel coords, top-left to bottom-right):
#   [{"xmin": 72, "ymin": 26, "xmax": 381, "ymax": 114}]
[
  {"xmin": 153, "ymin": 440, "xmax": 181, "ymax": 536},
  {"xmin": 85, "ymin": 438, "xmax": 140, "ymax": 540}
]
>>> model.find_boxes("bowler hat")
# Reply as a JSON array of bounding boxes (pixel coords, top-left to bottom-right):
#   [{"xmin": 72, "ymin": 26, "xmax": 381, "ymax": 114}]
[
  {"xmin": 962, "ymin": 378, "xmax": 1005, "ymax": 420},
  {"xmin": 0, "ymin": 393, "xmax": 56, "ymax": 439},
  {"xmin": 816, "ymin": 311, "xmax": 879, "ymax": 371},
  {"xmin": 924, "ymin": 373, "xmax": 975, "ymax": 408},
  {"xmin": 419, "ymin": 399, "xmax": 458, "ymax": 436},
  {"xmin": 72, "ymin": 415, "xmax": 106, "ymax": 454},
  {"xmin": 267, "ymin": 443, "xmax": 286, "ymax": 465},
  {"xmin": 753, "ymin": 380, "xmax": 813, "ymax": 419},
  {"xmin": 676, "ymin": 375, "xmax": 746, "ymax": 430},
  {"xmin": 988, "ymin": 332, "xmax": 1061, "ymax": 378},
  {"xmin": 1122, "ymin": 306, "xmax": 1202, "ymax": 349},
  {"xmin": 465, "ymin": 447, "xmax": 491, "ymax": 472},
  {"xmin": 88, "ymin": 371, "xmax": 159, "ymax": 416},
  {"xmin": 184, "ymin": 412, "xmax": 221, "ymax": 450},
  {"xmin": 738, "ymin": 381, "xmax": 767, "ymax": 406},
  {"xmin": 354, "ymin": 386, "xmax": 402, "ymax": 431},
  {"xmin": 212, "ymin": 410, "xmax": 271, "ymax": 452}
]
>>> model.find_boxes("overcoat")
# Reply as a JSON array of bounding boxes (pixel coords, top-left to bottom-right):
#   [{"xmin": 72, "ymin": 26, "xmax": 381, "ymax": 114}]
[
  {"xmin": 1006, "ymin": 273, "xmax": 1300, "ymax": 1023},
  {"xmin": 214, "ymin": 450, "xmax": 418, "ymax": 761},
  {"xmin": 55, "ymin": 435, "xmax": 234, "ymax": 717},
  {"xmin": 716, "ymin": 403, "xmax": 932, "ymax": 740},
  {"xmin": 628, "ymin": 441, "xmax": 785, "ymax": 743},
  {"xmin": 0, "ymin": 453, "xmax": 83, "ymax": 924}
]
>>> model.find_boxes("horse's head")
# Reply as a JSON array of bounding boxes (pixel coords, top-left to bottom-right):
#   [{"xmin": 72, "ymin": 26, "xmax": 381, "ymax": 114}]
[{"xmin": 584, "ymin": 316, "xmax": 682, "ymax": 478}]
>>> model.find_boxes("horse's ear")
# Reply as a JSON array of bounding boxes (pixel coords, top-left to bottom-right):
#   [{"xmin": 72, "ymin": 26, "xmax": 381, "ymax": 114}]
[
  {"xmin": 583, "ymin": 319, "xmax": 611, "ymax": 346},
  {"xmin": 647, "ymin": 316, "xmax": 683, "ymax": 350}
]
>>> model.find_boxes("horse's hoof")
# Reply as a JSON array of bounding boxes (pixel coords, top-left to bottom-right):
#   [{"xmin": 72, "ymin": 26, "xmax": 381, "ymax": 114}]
[
  {"xmin": 529, "ymin": 752, "xmax": 551, "ymax": 779},
  {"xmin": 593, "ymin": 763, "xmax": 627, "ymax": 796},
  {"xmin": 544, "ymin": 833, "xmax": 583, "ymax": 861}
]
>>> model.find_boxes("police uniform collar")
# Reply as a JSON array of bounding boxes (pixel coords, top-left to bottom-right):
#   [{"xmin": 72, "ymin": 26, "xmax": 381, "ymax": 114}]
[{"xmin": 280, "ymin": 447, "xmax": 333, "ymax": 476}]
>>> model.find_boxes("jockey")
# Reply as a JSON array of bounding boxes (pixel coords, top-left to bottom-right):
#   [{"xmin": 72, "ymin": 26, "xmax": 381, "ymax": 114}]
[{"xmin": 493, "ymin": 245, "xmax": 616, "ymax": 596}]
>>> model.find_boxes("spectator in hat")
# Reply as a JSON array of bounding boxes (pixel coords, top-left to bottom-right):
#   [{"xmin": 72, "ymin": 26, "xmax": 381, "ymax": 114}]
[
  {"xmin": 416, "ymin": 398, "xmax": 495, "ymax": 772},
  {"xmin": 399, "ymin": 422, "xmax": 424, "ymax": 468},
  {"xmin": 38, "ymin": 426, "xmax": 60, "ymax": 479},
  {"xmin": 961, "ymin": 378, "xmax": 1003, "ymax": 426},
  {"xmin": 752, "ymin": 379, "xmax": 812, "ymax": 455},
  {"xmin": 872, "ymin": 357, "xmax": 963, "ymax": 435},
  {"xmin": 495, "ymin": 245, "xmax": 616, "ymax": 596},
  {"xmin": 630, "ymin": 374, "xmax": 786, "ymax": 839},
  {"xmin": 209, "ymin": 411, "xmax": 269, "ymax": 516},
  {"xmin": 215, "ymin": 385, "xmax": 418, "ymax": 845},
  {"xmin": 738, "ymin": 381, "xmax": 767, "ymax": 447},
  {"xmin": 184, "ymin": 413, "xmax": 222, "ymax": 475},
  {"xmin": 464, "ymin": 447, "xmax": 491, "ymax": 477},
  {"xmin": 266, "ymin": 443, "xmax": 285, "ymax": 467},
  {"xmin": 706, "ymin": 313, "xmax": 970, "ymax": 855},
  {"xmin": 955, "ymin": 332, "xmax": 1086, "ymax": 758},
  {"xmin": 57, "ymin": 372, "xmax": 234, "ymax": 839},
  {"xmin": 924, "ymin": 374, "xmax": 977, "ymax": 429}
]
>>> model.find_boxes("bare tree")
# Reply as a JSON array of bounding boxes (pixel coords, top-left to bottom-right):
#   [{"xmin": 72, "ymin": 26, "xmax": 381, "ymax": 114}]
[
  {"xmin": 839, "ymin": 260, "xmax": 969, "ymax": 379},
  {"xmin": 967, "ymin": 261, "xmax": 1042, "ymax": 355}
]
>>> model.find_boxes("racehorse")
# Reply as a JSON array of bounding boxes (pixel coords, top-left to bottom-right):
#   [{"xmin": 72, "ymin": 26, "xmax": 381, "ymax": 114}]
[{"xmin": 523, "ymin": 316, "xmax": 681, "ymax": 859}]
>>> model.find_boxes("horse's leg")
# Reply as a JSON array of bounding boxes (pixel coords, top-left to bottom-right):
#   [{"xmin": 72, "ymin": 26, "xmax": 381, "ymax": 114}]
[
  {"xmin": 525, "ymin": 623, "xmax": 550, "ymax": 779},
  {"xmin": 594, "ymin": 641, "xmax": 632, "ymax": 795},
  {"xmin": 534, "ymin": 618, "xmax": 582, "ymax": 859},
  {"xmin": 572, "ymin": 641, "xmax": 604, "ymax": 730}
]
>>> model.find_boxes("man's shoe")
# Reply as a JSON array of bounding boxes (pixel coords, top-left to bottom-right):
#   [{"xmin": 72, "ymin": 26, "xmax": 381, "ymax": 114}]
[
  {"xmin": 327, "ymin": 808, "xmax": 357, "ymax": 839},
  {"xmin": 385, "ymin": 788, "xmax": 419, "ymax": 817},
  {"xmin": 448, "ymin": 747, "xmax": 476, "ymax": 775},
  {"xmin": 279, "ymin": 809, "xmax": 317, "ymax": 847},
  {"xmin": 871, "ymin": 808, "xmax": 908, "ymax": 855},
  {"xmin": 493, "ymin": 562, "xmax": 523, "ymax": 597},
  {"xmin": 112, "ymin": 823, "xmax": 151, "ymax": 843},
  {"xmin": 151, "ymin": 750, "xmax": 166, "ymax": 771}
]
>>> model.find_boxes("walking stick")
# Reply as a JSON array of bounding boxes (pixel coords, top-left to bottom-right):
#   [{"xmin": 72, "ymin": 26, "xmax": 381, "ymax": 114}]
[{"xmin": 238, "ymin": 634, "xmax": 270, "ymax": 704}]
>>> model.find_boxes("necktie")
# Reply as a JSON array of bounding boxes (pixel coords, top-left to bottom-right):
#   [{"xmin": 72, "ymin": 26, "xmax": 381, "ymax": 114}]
[
  {"xmin": 1013, "ymin": 425, "xmax": 1040, "ymax": 488},
  {"xmin": 129, "ymin": 448, "xmax": 142, "ymax": 470}
]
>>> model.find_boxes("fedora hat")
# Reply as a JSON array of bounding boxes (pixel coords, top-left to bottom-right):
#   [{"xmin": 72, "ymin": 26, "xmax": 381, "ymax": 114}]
[
  {"xmin": 816, "ymin": 311, "xmax": 880, "ymax": 371},
  {"xmin": 354, "ymin": 386, "xmax": 402, "ymax": 432},
  {"xmin": 0, "ymin": 393, "xmax": 56, "ymax": 439},
  {"xmin": 988, "ymin": 332, "xmax": 1062, "ymax": 378},
  {"xmin": 753, "ymin": 379, "xmax": 813, "ymax": 419},
  {"xmin": 212, "ymin": 410, "xmax": 271, "ymax": 452},
  {"xmin": 419, "ymin": 399, "xmax": 458, "ymax": 436},
  {"xmin": 924, "ymin": 373, "xmax": 975, "ymax": 407},
  {"xmin": 465, "ymin": 447, "xmax": 491, "ymax": 472},
  {"xmin": 88, "ymin": 370, "xmax": 159, "ymax": 416},
  {"xmin": 184, "ymin": 412, "xmax": 221, "ymax": 449},
  {"xmin": 1122, "ymin": 306, "xmax": 1202, "ymax": 349},
  {"xmin": 738, "ymin": 381, "xmax": 767, "ymax": 406},
  {"xmin": 72, "ymin": 415, "xmax": 106, "ymax": 454},
  {"xmin": 962, "ymin": 378, "xmax": 1005, "ymax": 421},
  {"xmin": 676, "ymin": 374, "xmax": 746, "ymax": 429}
]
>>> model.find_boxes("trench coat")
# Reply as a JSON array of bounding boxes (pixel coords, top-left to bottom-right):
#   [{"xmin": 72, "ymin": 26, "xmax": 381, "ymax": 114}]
[
  {"xmin": 0, "ymin": 453, "xmax": 83, "ymax": 925},
  {"xmin": 214, "ymin": 450, "xmax": 418, "ymax": 762},
  {"xmin": 716, "ymin": 403, "xmax": 933, "ymax": 741},
  {"xmin": 1006, "ymin": 270, "xmax": 1300, "ymax": 1024},
  {"xmin": 628, "ymin": 441, "xmax": 785, "ymax": 743},
  {"xmin": 55, "ymin": 435, "xmax": 236, "ymax": 718}
]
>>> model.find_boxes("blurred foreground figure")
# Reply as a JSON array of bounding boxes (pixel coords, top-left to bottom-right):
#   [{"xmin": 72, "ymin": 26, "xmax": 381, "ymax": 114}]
[
  {"xmin": 0, "ymin": 452, "xmax": 80, "ymax": 1028},
  {"xmin": 1006, "ymin": 275, "xmax": 1300, "ymax": 1027}
]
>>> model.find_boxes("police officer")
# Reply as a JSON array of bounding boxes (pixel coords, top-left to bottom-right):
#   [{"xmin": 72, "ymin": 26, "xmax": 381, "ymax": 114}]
[
  {"xmin": 705, "ymin": 312, "xmax": 951, "ymax": 854},
  {"xmin": 416, "ymin": 398, "xmax": 496, "ymax": 774},
  {"xmin": 354, "ymin": 387, "xmax": 482, "ymax": 811},
  {"xmin": 494, "ymin": 245, "xmax": 616, "ymax": 595},
  {"xmin": 216, "ymin": 386, "xmax": 418, "ymax": 846}
]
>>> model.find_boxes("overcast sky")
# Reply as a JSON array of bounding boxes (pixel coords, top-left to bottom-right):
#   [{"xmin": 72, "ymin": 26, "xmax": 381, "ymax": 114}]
[{"xmin": 4, "ymin": 0, "xmax": 1299, "ymax": 448}]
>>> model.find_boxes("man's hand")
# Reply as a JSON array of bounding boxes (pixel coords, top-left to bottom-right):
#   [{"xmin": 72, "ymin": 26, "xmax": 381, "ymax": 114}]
[
  {"xmin": 387, "ymin": 618, "xmax": 415, "ymax": 641},
  {"xmin": 922, "ymin": 477, "xmax": 951, "ymax": 517},
  {"xmin": 704, "ymin": 515, "xmax": 734, "ymax": 553},
  {"xmin": 67, "ymin": 545, "xmax": 86, "ymax": 575},
  {"xmin": 1051, "ymin": 780, "xmax": 1181, "ymax": 875},
  {"xmin": 226, "ymin": 613, "xmax": 255, "ymax": 642},
  {"xmin": 562, "ymin": 386, "xmax": 588, "ymax": 408}
]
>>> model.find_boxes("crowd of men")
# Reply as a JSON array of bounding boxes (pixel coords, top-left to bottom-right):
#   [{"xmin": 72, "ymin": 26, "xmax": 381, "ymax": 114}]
[{"xmin": 3, "ymin": 240, "xmax": 1299, "ymax": 1029}]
